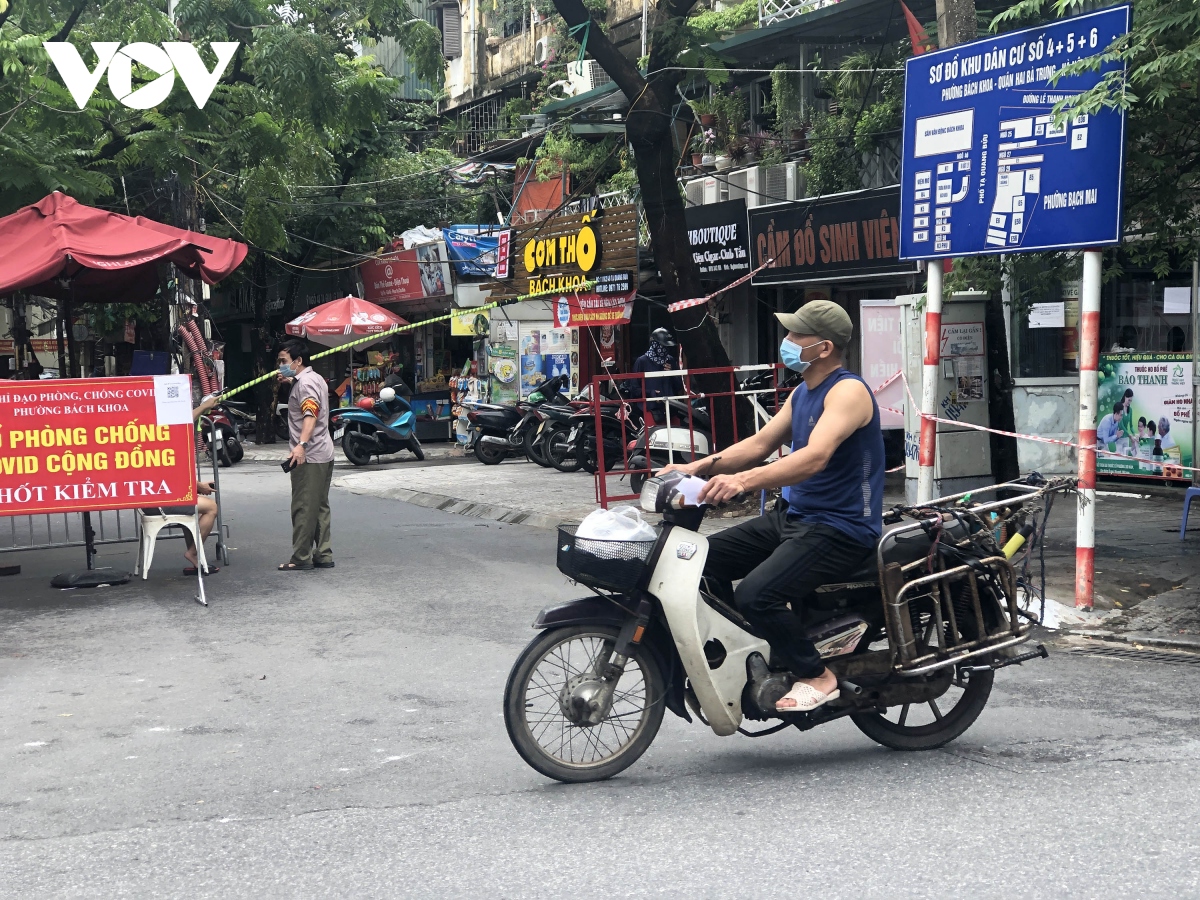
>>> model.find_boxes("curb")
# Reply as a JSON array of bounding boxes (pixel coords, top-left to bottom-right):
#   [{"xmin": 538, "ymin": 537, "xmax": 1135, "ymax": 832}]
[
  {"xmin": 1059, "ymin": 628, "xmax": 1200, "ymax": 655},
  {"xmin": 335, "ymin": 482, "xmax": 590, "ymax": 531}
]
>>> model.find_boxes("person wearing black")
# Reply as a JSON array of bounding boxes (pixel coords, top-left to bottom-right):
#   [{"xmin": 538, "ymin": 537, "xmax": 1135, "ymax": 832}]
[{"xmin": 633, "ymin": 328, "xmax": 683, "ymax": 424}]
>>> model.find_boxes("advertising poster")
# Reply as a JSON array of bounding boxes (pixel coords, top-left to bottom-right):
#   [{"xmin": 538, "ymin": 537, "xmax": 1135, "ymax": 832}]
[
  {"xmin": 685, "ymin": 199, "xmax": 751, "ymax": 284},
  {"xmin": 0, "ymin": 376, "xmax": 198, "ymax": 515},
  {"xmin": 542, "ymin": 328, "xmax": 572, "ymax": 389},
  {"xmin": 859, "ymin": 300, "xmax": 904, "ymax": 429},
  {"xmin": 442, "ymin": 227, "xmax": 513, "ymax": 279},
  {"xmin": 488, "ymin": 344, "xmax": 519, "ymax": 405},
  {"xmin": 552, "ymin": 288, "xmax": 635, "ymax": 328},
  {"xmin": 360, "ymin": 242, "xmax": 453, "ymax": 304},
  {"xmin": 1096, "ymin": 353, "xmax": 1193, "ymax": 478},
  {"xmin": 449, "ymin": 309, "xmax": 491, "ymax": 337},
  {"xmin": 520, "ymin": 328, "xmax": 544, "ymax": 397}
]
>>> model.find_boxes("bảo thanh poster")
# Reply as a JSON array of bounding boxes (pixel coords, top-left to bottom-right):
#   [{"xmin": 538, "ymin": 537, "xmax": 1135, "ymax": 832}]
[{"xmin": 1096, "ymin": 353, "xmax": 1192, "ymax": 478}]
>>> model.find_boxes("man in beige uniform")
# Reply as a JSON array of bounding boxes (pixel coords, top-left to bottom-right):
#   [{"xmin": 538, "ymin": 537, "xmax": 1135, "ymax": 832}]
[{"xmin": 277, "ymin": 339, "xmax": 335, "ymax": 571}]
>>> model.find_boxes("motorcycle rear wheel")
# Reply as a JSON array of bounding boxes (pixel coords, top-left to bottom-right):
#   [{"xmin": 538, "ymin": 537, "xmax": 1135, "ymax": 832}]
[
  {"xmin": 505, "ymin": 625, "xmax": 664, "ymax": 783},
  {"xmin": 342, "ymin": 432, "xmax": 373, "ymax": 466},
  {"xmin": 850, "ymin": 609, "xmax": 994, "ymax": 751},
  {"xmin": 474, "ymin": 439, "xmax": 507, "ymax": 465},
  {"xmin": 547, "ymin": 426, "xmax": 582, "ymax": 473}
]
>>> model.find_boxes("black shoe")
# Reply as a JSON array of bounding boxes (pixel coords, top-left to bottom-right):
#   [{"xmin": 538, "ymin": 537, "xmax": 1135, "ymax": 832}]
[{"xmin": 314, "ymin": 560, "xmax": 335, "ymax": 569}]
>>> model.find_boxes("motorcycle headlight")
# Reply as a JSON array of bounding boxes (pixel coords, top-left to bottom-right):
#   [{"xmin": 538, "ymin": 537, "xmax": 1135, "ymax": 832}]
[{"xmin": 639, "ymin": 476, "xmax": 664, "ymax": 513}]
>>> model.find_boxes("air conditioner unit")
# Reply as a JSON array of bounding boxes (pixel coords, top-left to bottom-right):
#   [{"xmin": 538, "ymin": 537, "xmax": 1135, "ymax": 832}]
[
  {"xmin": 726, "ymin": 168, "xmax": 750, "ymax": 205},
  {"xmin": 702, "ymin": 176, "xmax": 726, "ymax": 205},
  {"xmin": 534, "ymin": 36, "xmax": 554, "ymax": 66},
  {"xmin": 567, "ymin": 59, "xmax": 612, "ymax": 95},
  {"xmin": 684, "ymin": 178, "xmax": 705, "ymax": 208},
  {"xmin": 763, "ymin": 162, "xmax": 803, "ymax": 204}
]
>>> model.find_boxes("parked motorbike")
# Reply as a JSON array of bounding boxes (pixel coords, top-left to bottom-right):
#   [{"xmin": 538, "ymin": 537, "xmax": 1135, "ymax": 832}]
[
  {"xmin": 503, "ymin": 471, "xmax": 1062, "ymax": 783},
  {"xmin": 528, "ymin": 402, "xmax": 582, "ymax": 469},
  {"xmin": 627, "ymin": 397, "xmax": 713, "ymax": 494},
  {"xmin": 330, "ymin": 385, "xmax": 424, "ymax": 466},
  {"xmin": 557, "ymin": 393, "xmax": 643, "ymax": 475},
  {"xmin": 200, "ymin": 405, "xmax": 244, "ymax": 467},
  {"xmin": 467, "ymin": 375, "xmax": 570, "ymax": 466}
]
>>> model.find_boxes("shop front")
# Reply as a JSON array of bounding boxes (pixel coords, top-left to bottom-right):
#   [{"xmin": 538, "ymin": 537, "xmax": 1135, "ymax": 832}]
[
  {"xmin": 361, "ymin": 239, "xmax": 462, "ymax": 441},
  {"xmin": 1009, "ymin": 255, "xmax": 1196, "ymax": 480},
  {"xmin": 480, "ymin": 204, "xmax": 640, "ymax": 403}
]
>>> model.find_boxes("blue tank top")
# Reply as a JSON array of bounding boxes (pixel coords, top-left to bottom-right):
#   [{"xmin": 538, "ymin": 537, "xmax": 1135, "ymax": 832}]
[{"xmin": 784, "ymin": 368, "xmax": 885, "ymax": 546}]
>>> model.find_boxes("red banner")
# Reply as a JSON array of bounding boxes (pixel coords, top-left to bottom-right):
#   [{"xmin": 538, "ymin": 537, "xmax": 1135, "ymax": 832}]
[
  {"xmin": 0, "ymin": 376, "xmax": 198, "ymax": 515},
  {"xmin": 360, "ymin": 244, "xmax": 452, "ymax": 304},
  {"xmin": 0, "ymin": 338, "xmax": 62, "ymax": 355},
  {"xmin": 552, "ymin": 289, "xmax": 635, "ymax": 328}
]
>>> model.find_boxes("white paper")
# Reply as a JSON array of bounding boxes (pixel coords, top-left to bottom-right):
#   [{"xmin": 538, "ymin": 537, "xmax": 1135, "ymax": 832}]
[
  {"xmin": 1164, "ymin": 287, "xmax": 1192, "ymax": 316},
  {"xmin": 675, "ymin": 476, "xmax": 709, "ymax": 507},
  {"xmin": 1028, "ymin": 302, "xmax": 1066, "ymax": 329},
  {"xmin": 153, "ymin": 374, "xmax": 194, "ymax": 425}
]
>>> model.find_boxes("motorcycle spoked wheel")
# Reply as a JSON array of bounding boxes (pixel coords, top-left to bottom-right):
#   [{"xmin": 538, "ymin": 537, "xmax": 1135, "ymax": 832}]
[
  {"xmin": 474, "ymin": 439, "xmax": 508, "ymax": 465},
  {"xmin": 577, "ymin": 440, "xmax": 621, "ymax": 475},
  {"xmin": 850, "ymin": 596, "xmax": 994, "ymax": 751},
  {"xmin": 504, "ymin": 625, "xmax": 665, "ymax": 783},
  {"xmin": 342, "ymin": 432, "xmax": 374, "ymax": 466}
]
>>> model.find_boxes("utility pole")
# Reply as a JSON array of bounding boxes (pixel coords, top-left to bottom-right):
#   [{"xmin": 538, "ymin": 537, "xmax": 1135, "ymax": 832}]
[{"xmin": 935, "ymin": 0, "xmax": 977, "ymax": 47}]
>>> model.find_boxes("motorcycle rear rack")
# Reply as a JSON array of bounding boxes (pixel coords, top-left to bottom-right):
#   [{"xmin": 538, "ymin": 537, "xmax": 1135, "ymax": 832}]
[{"xmin": 881, "ymin": 550, "xmax": 1032, "ymax": 677}]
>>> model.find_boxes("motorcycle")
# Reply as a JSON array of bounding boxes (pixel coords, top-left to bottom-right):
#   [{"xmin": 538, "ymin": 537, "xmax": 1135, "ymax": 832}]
[
  {"xmin": 626, "ymin": 397, "xmax": 714, "ymax": 495},
  {"xmin": 503, "ymin": 471, "xmax": 1062, "ymax": 783},
  {"xmin": 329, "ymin": 385, "xmax": 424, "ymax": 466},
  {"xmin": 200, "ymin": 405, "xmax": 244, "ymax": 467},
  {"xmin": 528, "ymin": 402, "xmax": 583, "ymax": 470},
  {"xmin": 467, "ymin": 375, "xmax": 570, "ymax": 466}
]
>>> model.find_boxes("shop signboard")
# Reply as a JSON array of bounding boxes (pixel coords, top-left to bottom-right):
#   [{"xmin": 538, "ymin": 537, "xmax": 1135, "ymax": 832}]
[
  {"xmin": 0, "ymin": 338, "xmax": 63, "ymax": 355},
  {"xmin": 685, "ymin": 199, "xmax": 751, "ymax": 284},
  {"xmin": 442, "ymin": 227, "xmax": 513, "ymax": 279},
  {"xmin": 360, "ymin": 242, "xmax": 453, "ymax": 304},
  {"xmin": 1096, "ymin": 353, "xmax": 1193, "ymax": 478},
  {"xmin": 486, "ymin": 205, "xmax": 639, "ymax": 326},
  {"xmin": 749, "ymin": 187, "xmax": 920, "ymax": 284},
  {"xmin": 859, "ymin": 300, "xmax": 904, "ymax": 429},
  {"xmin": 898, "ymin": 5, "xmax": 1130, "ymax": 260},
  {"xmin": 0, "ymin": 375, "xmax": 198, "ymax": 515}
]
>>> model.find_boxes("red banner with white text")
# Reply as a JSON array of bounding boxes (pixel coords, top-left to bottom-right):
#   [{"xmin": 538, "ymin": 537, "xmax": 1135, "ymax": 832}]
[{"xmin": 0, "ymin": 376, "xmax": 198, "ymax": 515}]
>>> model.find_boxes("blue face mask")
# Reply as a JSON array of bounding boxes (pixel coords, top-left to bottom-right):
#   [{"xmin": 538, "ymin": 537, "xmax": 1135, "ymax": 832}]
[
  {"xmin": 278, "ymin": 362, "xmax": 296, "ymax": 378},
  {"xmin": 779, "ymin": 338, "xmax": 825, "ymax": 373}
]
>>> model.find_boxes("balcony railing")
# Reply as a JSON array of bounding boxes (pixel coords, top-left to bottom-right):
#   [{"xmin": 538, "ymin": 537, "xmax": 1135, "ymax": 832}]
[{"xmin": 758, "ymin": 0, "xmax": 845, "ymax": 27}]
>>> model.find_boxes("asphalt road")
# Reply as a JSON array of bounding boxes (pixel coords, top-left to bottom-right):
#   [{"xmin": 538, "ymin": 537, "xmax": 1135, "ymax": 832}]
[{"xmin": 2, "ymin": 463, "xmax": 1199, "ymax": 898}]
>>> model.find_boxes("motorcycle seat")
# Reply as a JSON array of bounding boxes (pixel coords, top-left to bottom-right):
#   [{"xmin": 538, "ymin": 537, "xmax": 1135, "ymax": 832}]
[{"xmin": 665, "ymin": 399, "xmax": 711, "ymax": 429}]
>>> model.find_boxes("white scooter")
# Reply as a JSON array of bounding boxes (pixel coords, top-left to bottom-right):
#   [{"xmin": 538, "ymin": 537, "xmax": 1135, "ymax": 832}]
[{"xmin": 504, "ymin": 471, "xmax": 1062, "ymax": 783}]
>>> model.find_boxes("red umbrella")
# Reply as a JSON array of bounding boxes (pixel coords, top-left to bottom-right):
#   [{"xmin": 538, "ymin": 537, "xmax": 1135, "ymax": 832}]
[
  {"xmin": 0, "ymin": 192, "xmax": 247, "ymax": 303},
  {"xmin": 285, "ymin": 296, "xmax": 408, "ymax": 348}
]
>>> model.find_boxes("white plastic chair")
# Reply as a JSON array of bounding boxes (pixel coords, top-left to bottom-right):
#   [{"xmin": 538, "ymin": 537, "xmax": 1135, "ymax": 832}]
[{"xmin": 135, "ymin": 509, "xmax": 209, "ymax": 579}]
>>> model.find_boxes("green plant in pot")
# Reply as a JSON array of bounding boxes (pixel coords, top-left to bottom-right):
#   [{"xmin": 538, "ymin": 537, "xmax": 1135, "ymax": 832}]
[
  {"xmin": 690, "ymin": 127, "xmax": 717, "ymax": 167},
  {"xmin": 690, "ymin": 96, "xmax": 716, "ymax": 127}
]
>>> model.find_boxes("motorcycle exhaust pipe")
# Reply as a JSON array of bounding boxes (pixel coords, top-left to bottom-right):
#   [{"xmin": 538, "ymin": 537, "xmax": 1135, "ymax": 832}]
[{"xmin": 479, "ymin": 435, "xmax": 516, "ymax": 447}]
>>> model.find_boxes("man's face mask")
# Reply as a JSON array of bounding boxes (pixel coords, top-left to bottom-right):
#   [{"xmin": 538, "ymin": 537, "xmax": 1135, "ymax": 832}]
[
  {"xmin": 278, "ymin": 359, "xmax": 296, "ymax": 378},
  {"xmin": 779, "ymin": 338, "xmax": 827, "ymax": 374}
]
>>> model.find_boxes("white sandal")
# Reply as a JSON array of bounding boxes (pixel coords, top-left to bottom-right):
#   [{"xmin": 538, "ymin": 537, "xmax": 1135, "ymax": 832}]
[{"xmin": 775, "ymin": 681, "xmax": 840, "ymax": 713}]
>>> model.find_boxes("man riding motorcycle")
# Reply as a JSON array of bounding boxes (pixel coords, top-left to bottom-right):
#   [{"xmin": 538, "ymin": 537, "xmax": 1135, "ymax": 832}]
[{"xmin": 663, "ymin": 300, "xmax": 883, "ymax": 714}]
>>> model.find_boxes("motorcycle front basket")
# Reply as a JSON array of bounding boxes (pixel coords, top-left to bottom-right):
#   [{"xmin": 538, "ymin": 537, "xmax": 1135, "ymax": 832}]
[{"xmin": 556, "ymin": 525, "xmax": 657, "ymax": 592}]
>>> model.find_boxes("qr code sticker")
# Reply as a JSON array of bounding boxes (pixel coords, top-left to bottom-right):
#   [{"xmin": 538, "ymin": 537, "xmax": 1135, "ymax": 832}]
[{"xmin": 166, "ymin": 384, "xmax": 180, "ymax": 400}]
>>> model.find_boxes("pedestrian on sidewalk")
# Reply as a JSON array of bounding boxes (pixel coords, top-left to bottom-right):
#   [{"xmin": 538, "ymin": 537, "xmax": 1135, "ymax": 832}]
[{"xmin": 276, "ymin": 339, "xmax": 335, "ymax": 571}]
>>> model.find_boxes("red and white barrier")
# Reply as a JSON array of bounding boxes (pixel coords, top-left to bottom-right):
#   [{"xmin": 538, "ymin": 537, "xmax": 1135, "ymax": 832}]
[
  {"xmin": 917, "ymin": 260, "xmax": 944, "ymax": 503},
  {"xmin": 1075, "ymin": 250, "xmax": 1103, "ymax": 609}
]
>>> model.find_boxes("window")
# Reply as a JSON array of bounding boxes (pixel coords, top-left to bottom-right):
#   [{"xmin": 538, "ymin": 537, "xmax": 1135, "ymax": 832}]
[{"xmin": 440, "ymin": 6, "xmax": 462, "ymax": 60}]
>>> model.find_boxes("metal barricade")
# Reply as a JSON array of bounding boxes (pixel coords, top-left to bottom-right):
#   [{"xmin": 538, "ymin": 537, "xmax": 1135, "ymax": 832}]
[
  {"xmin": 0, "ymin": 509, "xmax": 140, "ymax": 557},
  {"xmin": 592, "ymin": 364, "xmax": 797, "ymax": 508}
]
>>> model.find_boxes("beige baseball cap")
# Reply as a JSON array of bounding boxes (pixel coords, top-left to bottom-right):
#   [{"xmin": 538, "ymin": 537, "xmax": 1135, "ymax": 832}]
[{"xmin": 775, "ymin": 299, "xmax": 853, "ymax": 349}]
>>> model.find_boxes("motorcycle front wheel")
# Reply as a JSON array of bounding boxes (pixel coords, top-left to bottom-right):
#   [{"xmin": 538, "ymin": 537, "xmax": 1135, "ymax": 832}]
[
  {"xmin": 406, "ymin": 434, "xmax": 425, "ymax": 462},
  {"xmin": 342, "ymin": 432, "xmax": 373, "ymax": 466},
  {"xmin": 504, "ymin": 625, "xmax": 664, "ymax": 783}
]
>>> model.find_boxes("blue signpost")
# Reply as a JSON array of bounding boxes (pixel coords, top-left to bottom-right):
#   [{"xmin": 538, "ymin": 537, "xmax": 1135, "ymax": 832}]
[{"xmin": 899, "ymin": 5, "xmax": 1130, "ymax": 260}]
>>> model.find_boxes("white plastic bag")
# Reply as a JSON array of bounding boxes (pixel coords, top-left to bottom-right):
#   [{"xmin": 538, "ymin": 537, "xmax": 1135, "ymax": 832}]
[{"xmin": 576, "ymin": 505, "xmax": 658, "ymax": 541}]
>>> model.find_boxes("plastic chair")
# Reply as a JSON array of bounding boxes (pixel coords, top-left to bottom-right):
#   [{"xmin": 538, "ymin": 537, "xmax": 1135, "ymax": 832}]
[
  {"xmin": 135, "ymin": 509, "xmax": 208, "ymax": 578},
  {"xmin": 1180, "ymin": 487, "xmax": 1200, "ymax": 540}
]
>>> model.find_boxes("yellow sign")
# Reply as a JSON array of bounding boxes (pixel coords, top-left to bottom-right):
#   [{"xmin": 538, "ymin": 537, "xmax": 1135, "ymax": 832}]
[
  {"xmin": 522, "ymin": 215, "xmax": 599, "ymax": 278},
  {"xmin": 450, "ymin": 310, "xmax": 491, "ymax": 336}
]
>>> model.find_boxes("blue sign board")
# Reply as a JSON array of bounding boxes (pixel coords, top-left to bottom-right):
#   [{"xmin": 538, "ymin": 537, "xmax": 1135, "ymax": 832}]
[{"xmin": 899, "ymin": 5, "xmax": 1130, "ymax": 260}]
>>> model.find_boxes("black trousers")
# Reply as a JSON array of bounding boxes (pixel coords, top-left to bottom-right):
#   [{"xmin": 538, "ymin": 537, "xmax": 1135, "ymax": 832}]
[{"xmin": 704, "ymin": 507, "xmax": 874, "ymax": 679}]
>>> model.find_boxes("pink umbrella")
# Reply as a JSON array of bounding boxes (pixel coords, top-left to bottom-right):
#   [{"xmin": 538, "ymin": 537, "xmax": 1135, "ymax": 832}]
[{"xmin": 285, "ymin": 296, "xmax": 408, "ymax": 348}]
